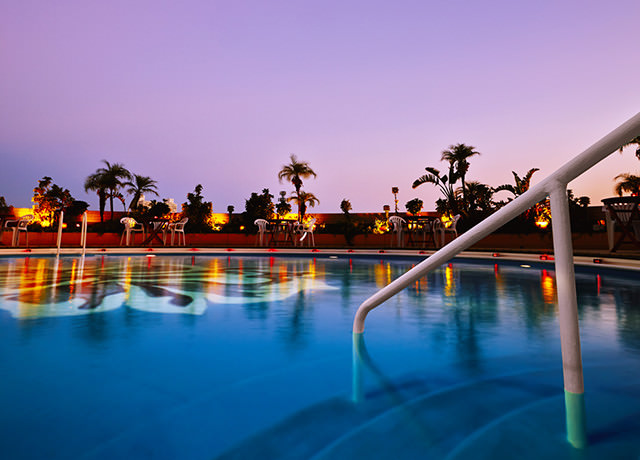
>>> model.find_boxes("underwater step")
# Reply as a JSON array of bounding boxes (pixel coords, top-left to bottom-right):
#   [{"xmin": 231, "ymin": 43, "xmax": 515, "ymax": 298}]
[
  {"xmin": 446, "ymin": 376, "xmax": 640, "ymax": 460},
  {"xmin": 215, "ymin": 367, "xmax": 562, "ymax": 460}
]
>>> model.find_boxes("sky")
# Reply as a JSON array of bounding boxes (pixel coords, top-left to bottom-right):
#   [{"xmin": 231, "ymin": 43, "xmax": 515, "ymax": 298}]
[{"xmin": 1, "ymin": 0, "xmax": 640, "ymax": 214}]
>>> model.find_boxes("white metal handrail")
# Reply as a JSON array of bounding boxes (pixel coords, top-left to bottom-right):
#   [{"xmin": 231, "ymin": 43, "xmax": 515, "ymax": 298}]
[
  {"xmin": 80, "ymin": 212, "xmax": 88, "ymax": 257},
  {"xmin": 354, "ymin": 112, "xmax": 640, "ymax": 334},
  {"xmin": 56, "ymin": 210, "xmax": 64, "ymax": 257},
  {"xmin": 353, "ymin": 112, "xmax": 640, "ymax": 447},
  {"xmin": 55, "ymin": 211, "xmax": 88, "ymax": 258}
]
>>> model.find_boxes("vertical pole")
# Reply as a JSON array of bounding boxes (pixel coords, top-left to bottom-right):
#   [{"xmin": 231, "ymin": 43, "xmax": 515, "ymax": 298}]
[
  {"xmin": 548, "ymin": 183, "xmax": 587, "ymax": 448},
  {"xmin": 352, "ymin": 333, "xmax": 364, "ymax": 403},
  {"xmin": 56, "ymin": 211, "xmax": 64, "ymax": 258},
  {"xmin": 81, "ymin": 212, "xmax": 88, "ymax": 257}
]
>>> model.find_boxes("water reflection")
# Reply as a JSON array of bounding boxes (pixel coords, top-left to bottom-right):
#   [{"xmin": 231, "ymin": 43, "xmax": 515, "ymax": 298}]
[
  {"xmin": 1, "ymin": 257, "xmax": 639, "ymax": 359},
  {"xmin": 0, "ymin": 256, "xmax": 336, "ymax": 319}
]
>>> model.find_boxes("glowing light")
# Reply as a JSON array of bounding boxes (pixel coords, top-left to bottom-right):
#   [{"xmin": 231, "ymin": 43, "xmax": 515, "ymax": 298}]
[
  {"xmin": 440, "ymin": 214, "xmax": 454, "ymax": 228},
  {"xmin": 521, "ymin": 264, "xmax": 531, "ymax": 268},
  {"xmin": 444, "ymin": 264, "xmax": 455, "ymax": 296},
  {"xmin": 373, "ymin": 218, "xmax": 389, "ymax": 234},
  {"xmin": 541, "ymin": 269, "xmax": 556, "ymax": 304},
  {"xmin": 535, "ymin": 220, "xmax": 549, "ymax": 229}
]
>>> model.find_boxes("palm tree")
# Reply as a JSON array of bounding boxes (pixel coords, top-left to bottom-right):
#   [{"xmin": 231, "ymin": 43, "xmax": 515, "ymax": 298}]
[
  {"xmin": 412, "ymin": 166, "xmax": 460, "ymax": 215},
  {"xmin": 288, "ymin": 191, "xmax": 319, "ymax": 222},
  {"xmin": 618, "ymin": 136, "xmax": 640, "ymax": 160},
  {"xmin": 458, "ymin": 181, "xmax": 494, "ymax": 213},
  {"xmin": 614, "ymin": 173, "xmax": 640, "ymax": 196},
  {"xmin": 494, "ymin": 168, "xmax": 540, "ymax": 199},
  {"xmin": 494, "ymin": 168, "xmax": 541, "ymax": 220},
  {"xmin": 84, "ymin": 172, "xmax": 109, "ymax": 223},
  {"xmin": 278, "ymin": 154, "xmax": 317, "ymax": 220},
  {"xmin": 441, "ymin": 144, "xmax": 481, "ymax": 211},
  {"xmin": 98, "ymin": 161, "xmax": 131, "ymax": 220},
  {"xmin": 124, "ymin": 174, "xmax": 159, "ymax": 210}
]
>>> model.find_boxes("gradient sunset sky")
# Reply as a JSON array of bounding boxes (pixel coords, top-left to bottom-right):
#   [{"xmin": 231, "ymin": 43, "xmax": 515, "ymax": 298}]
[{"xmin": 2, "ymin": 0, "xmax": 639, "ymax": 213}]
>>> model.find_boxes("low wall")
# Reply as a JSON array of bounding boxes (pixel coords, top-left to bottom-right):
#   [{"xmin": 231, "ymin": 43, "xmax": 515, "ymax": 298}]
[{"xmin": 0, "ymin": 229, "xmax": 611, "ymax": 252}]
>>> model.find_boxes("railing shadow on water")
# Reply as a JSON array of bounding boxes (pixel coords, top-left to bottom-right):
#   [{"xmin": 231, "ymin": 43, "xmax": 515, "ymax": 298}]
[{"xmin": 352, "ymin": 332, "xmax": 588, "ymax": 452}]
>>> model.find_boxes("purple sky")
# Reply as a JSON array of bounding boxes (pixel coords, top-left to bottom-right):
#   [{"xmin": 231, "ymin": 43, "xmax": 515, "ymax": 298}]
[{"xmin": 1, "ymin": 0, "xmax": 639, "ymax": 213}]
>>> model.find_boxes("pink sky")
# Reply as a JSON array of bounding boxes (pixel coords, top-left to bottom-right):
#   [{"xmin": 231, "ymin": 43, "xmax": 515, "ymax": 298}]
[{"xmin": 1, "ymin": 0, "xmax": 639, "ymax": 213}]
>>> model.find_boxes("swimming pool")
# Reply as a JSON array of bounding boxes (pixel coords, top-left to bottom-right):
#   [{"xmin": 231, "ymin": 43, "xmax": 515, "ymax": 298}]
[{"xmin": 0, "ymin": 254, "xmax": 638, "ymax": 459}]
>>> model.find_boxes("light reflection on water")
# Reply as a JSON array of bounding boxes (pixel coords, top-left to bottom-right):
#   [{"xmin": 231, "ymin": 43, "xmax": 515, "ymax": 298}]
[
  {"xmin": 0, "ymin": 255, "xmax": 639, "ymax": 459},
  {"xmin": 1, "ymin": 255, "xmax": 639, "ymax": 353}
]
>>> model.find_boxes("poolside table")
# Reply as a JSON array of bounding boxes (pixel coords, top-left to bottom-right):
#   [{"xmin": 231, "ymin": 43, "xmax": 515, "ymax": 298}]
[
  {"xmin": 268, "ymin": 219, "xmax": 298, "ymax": 246},
  {"xmin": 405, "ymin": 216, "xmax": 437, "ymax": 248},
  {"xmin": 141, "ymin": 218, "xmax": 172, "ymax": 246}
]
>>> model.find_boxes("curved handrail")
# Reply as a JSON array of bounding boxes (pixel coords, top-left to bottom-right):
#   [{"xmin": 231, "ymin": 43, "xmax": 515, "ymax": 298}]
[{"xmin": 353, "ymin": 112, "xmax": 640, "ymax": 334}]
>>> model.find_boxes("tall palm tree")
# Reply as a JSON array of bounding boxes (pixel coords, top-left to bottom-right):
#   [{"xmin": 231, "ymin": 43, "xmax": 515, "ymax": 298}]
[
  {"xmin": 278, "ymin": 154, "xmax": 317, "ymax": 220},
  {"xmin": 288, "ymin": 191, "xmax": 319, "ymax": 222},
  {"xmin": 614, "ymin": 173, "xmax": 640, "ymax": 196},
  {"xmin": 124, "ymin": 174, "xmax": 159, "ymax": 210},
  {"xmin": 441, "ymin": 144, "xmax": 481, "ymax": 212},
  {"xmin": 618, "ymin": 136, "xmax": 640, "ymax": 160},
  {"xmin": 84, "ymin": 172, "xmax": 109, "ymax": 223},
  {"xmin": 98, "ymin": 161, "xmax": 131, "ymax": 220}
]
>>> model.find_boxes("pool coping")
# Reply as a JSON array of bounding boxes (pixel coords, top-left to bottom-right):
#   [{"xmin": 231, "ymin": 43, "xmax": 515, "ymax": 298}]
[{"xmin": 1, "ymin": 247, "xmax": 638, "ymax": 272}]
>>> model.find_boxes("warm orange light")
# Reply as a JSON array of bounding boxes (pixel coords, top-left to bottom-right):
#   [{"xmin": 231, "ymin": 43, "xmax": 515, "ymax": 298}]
[
  {"xmin": 535, "ymin": 220, "xmax": 549, "ymax": 229},
  {"xmin": 440, "ymin": 214, "xmax": 453, "ymax": 228}
]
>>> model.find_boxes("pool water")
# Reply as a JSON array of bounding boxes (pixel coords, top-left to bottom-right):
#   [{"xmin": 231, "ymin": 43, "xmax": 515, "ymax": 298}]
[{"xmin": 0, "ymin": 255, "xmax": 638, "ymax": 459}]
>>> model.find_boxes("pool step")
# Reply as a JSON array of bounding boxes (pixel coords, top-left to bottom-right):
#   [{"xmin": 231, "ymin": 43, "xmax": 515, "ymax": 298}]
[
  {"xmin": 214, "ymin": 367, "xmax": 560, "ymax": 460},
  {"xmin": 215, "ymin": 364, "xmax": 640, "ymax": 460}
]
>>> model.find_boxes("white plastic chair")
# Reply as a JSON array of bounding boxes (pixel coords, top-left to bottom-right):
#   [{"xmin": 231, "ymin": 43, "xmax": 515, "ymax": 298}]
[
  {"xmin": 298, "ymin": 218, "xmax": 316, "ymax": 247},
  {"xmin": 4, "ymin": 214, "xmax": 34, "ymax": 247},
  {"xmin": 120, "ymin": 217, "xmax": 145, "ymax": 246},
  {"xmin": 387, "ymin": 216, "xmax": 406, "ymax": 247},
  {"xmin": 602, "ymin": 206, "xmax": 616, "ymax": 251},
  {"xmin": 254, "ymin": 219, "xmax": 270, "ymax": 246},
  {"xmin": 170, "ymin": 217, "xmax": 188, "ymax": 246},
  {"xmin": 434, "ymin": 214, "xmax": 461, "ymax": 247}
]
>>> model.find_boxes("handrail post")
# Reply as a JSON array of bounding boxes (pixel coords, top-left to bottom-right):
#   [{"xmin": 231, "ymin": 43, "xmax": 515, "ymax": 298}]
[
  {"xmin": 56, "ymin": 210, "xmax": 64, "ymax": 258},
  {"xmin": 81, "ymin": 212, "xmax": 88, "ymax": 257},
  {"xmin": 548, "ymin": 182, "xmax": 587, "ymax": 448}
]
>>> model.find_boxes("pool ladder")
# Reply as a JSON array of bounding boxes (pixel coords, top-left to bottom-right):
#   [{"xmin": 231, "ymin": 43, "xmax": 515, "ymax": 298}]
[
  {"xmin": 353, "ymin": 111, "xmax": 640, "ymax": 449},
  {"xmin": 55, "ymin": 211, "xmax": 88, "ymax": 258}
]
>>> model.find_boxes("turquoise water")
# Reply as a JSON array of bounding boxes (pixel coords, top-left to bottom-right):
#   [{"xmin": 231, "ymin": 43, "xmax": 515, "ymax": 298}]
[{"xmin": 0, "ymin": 255, "xmax": 638, "ymax": 459}]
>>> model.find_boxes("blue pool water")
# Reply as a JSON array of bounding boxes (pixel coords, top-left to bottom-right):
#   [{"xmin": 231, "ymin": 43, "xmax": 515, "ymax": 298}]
[{"xmin": 0, "ymin": 254, "xmax": 639, "ymax": 459}]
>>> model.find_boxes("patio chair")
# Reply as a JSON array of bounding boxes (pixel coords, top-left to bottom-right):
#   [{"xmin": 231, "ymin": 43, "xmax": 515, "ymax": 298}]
[
  {"xmin": 254, "ymin": 219, "xmax": 270, "ymax": 246},
  {"xmin": 170, "ymin": 217, "xmax": 188, "ymax": 246},
  {"xmin": 120, "ymin": 217, "xmax": 145, "ymax": 246},
  {"xmin": 388, "ymin": 216, "xmax": 406, "ymax": 247},
  {"xmin": 298, "ymin": 218, "xmax": 316, "ymax": 247},
  {"xmin": 4, "ymin": 214, "xmax": 34, "ymax": 247}
]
